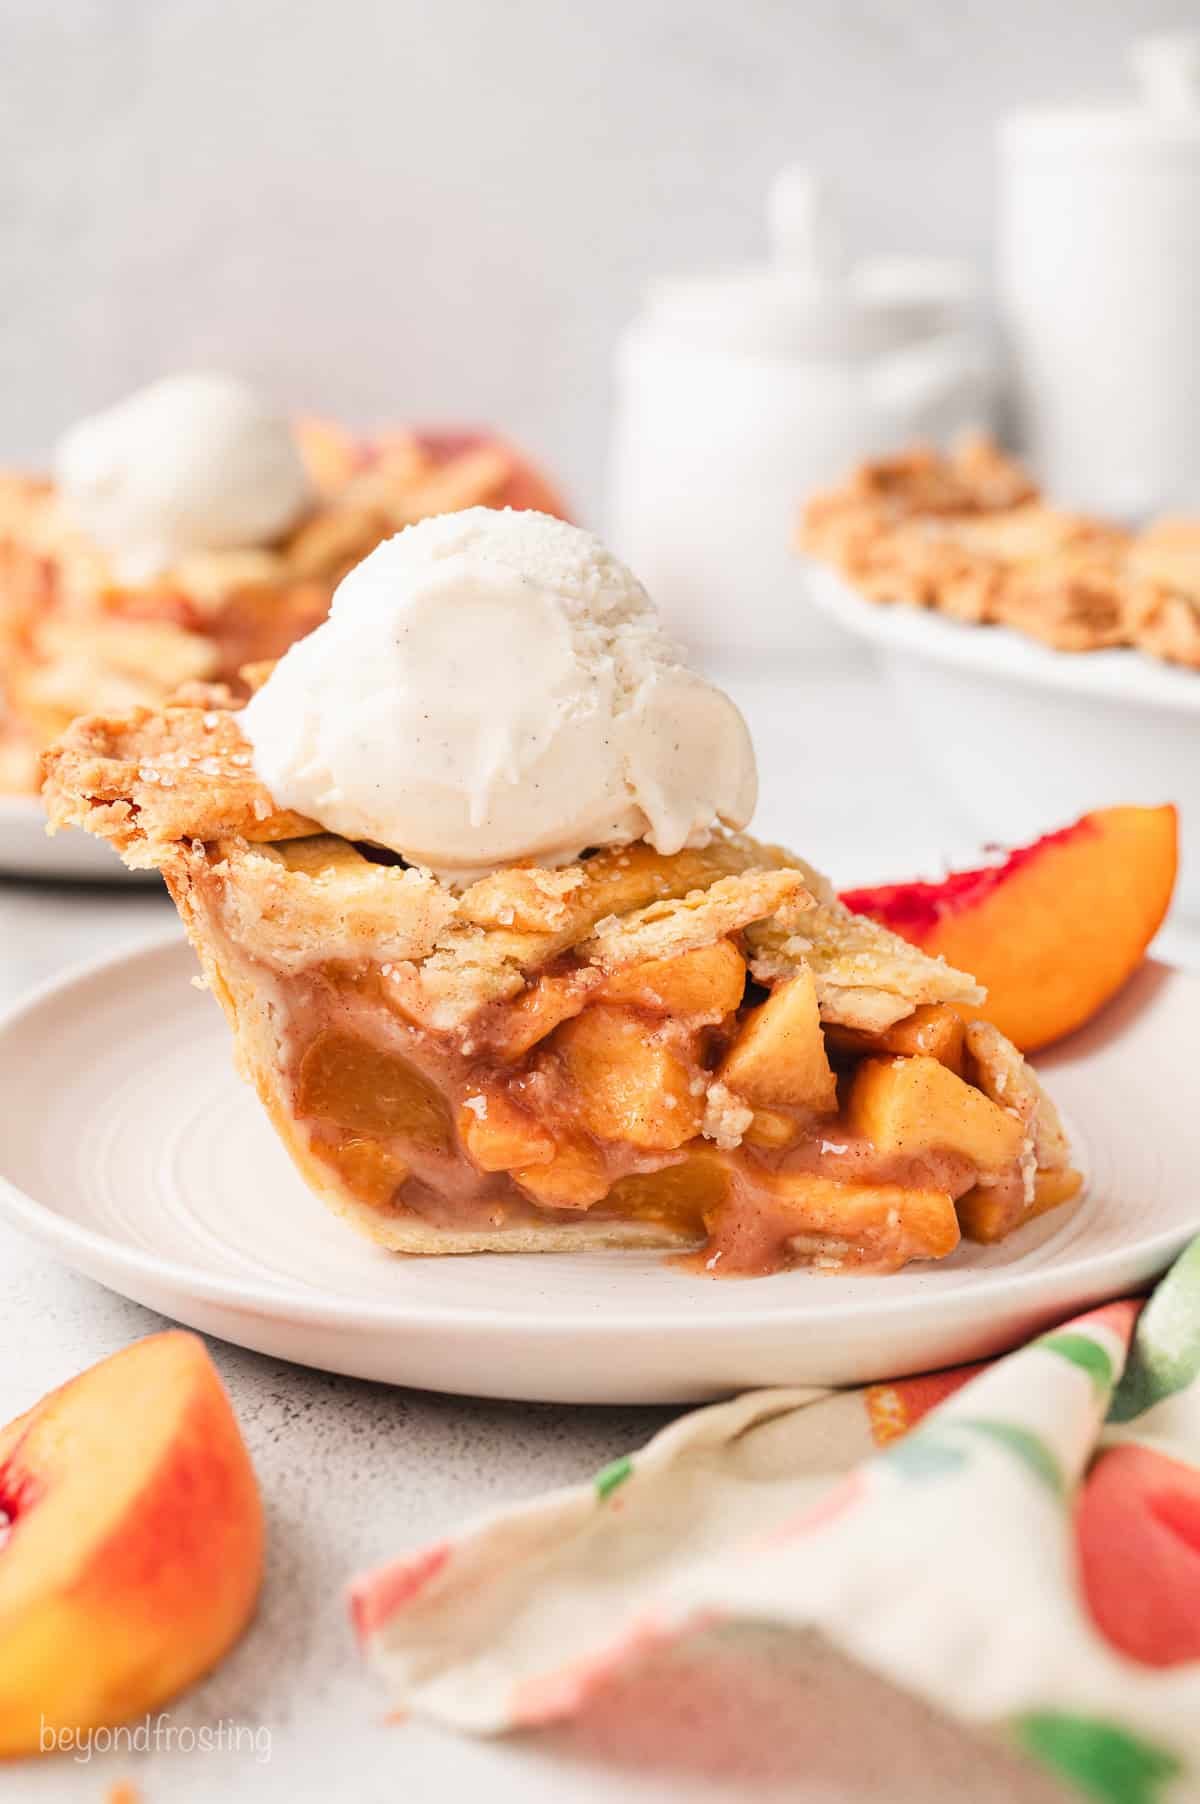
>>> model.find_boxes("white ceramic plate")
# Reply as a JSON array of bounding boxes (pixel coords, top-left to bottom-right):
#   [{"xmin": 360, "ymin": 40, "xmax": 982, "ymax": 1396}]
[
  {"xmin": 0, "ymin": 794, "xmax": 149, "ymax": 881},
  {"xmin": 804, "ymin": 560, "xmax": 1200, "ymax": 713},
  {"xmin": 0, "ymin": 938, "xmax": 1193, "ymax": 1405}
]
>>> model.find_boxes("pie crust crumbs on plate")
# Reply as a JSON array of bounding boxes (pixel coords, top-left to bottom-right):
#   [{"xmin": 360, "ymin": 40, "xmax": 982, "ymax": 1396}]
[
  {"xmin": 42, "ymin": 684, "xmax": 1081, "ymax": 1279},
  {"xmin": 800, "ymin": 436, "xmax": 1200, "ymax": 670},
  {"xmin": 0, "ymin": 421, "xmax": 565, "ymax": 793}
]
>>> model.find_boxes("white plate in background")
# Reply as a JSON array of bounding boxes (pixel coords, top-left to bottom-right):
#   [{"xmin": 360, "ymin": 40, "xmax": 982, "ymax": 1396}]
[
  {"xmin": 0, "ymin": 938, "xmax": 1192, "ymax": 1405},
  {"xmin": 804, "ymin": 560, "xmax": 1200, "ymax": 922}
]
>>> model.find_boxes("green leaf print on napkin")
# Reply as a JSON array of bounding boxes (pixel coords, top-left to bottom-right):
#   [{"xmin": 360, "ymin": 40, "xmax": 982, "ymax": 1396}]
[
  {"xmin": 1015, "ymin": 1711, "xmax": 1182, "ymax": 1804},
  {"xmin": 1037, "ymin": 1332, "xmax": 1115, "ymax": 1396},
  {"xmin": 594, "ymin": 1455, "xmax": 634, "ymax": 1501},
  {"xmin": 1109, "ymin": 1239, "xmax": 1200, "ymax": 1424}
]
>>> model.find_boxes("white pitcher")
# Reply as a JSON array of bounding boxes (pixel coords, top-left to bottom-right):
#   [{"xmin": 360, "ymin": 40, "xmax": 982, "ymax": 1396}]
[
  {"xmin": 607, "ymin": 166, "xmax": 994, "ymax": 661},
  {"xmin": 1000, "ymin": 34, "xmax": 1200, "ymax": 518}
]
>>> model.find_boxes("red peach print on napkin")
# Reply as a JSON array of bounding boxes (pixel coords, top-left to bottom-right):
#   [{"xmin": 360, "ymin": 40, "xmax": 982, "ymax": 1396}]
[{"xmin": 1076, "ymin": 1444, "xmax": 1200, "ymax": 1667}]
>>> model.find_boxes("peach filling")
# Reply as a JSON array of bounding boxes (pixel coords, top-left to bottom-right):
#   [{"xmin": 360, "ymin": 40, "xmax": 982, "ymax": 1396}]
[
  {"xmin": 296, "ymin": 1030, "xmax": 453, "ymax": 1154},
  {"xmin": 279, "ymin": 948, "xmax": 1081, "ymax": 1276}
]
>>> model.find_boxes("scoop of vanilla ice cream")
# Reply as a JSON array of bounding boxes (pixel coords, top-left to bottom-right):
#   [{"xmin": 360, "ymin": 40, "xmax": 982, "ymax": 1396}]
[
  {"xmin": 242, "ymin": 508, "xmax": 757, "ymax": 880},
  {"xmin": 55, "ymin": 373, "xmax": 313, "ymax": 584}
]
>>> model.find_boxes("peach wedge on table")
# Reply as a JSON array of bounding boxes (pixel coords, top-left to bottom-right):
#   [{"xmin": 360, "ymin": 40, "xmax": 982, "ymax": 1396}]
[
  {"xmin": 0, "ymin": 1332, "xmax": 263, "ymax": 1756},
  {"xmin": 841, "ymin": 804, "xmax": 1178, "ymax": 1053}
]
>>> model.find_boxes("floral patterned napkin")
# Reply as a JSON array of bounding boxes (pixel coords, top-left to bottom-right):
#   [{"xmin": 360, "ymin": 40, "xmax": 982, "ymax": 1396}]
[{"xmin": 351, "ymin": 1239, "xmax": 1200, "ymax": 1804}]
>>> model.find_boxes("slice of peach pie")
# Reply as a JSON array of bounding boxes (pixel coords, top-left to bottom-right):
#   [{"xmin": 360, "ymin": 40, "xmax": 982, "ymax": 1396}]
[{"xmin": 43, "ymin": 688, "xmax": 1080, "ymax": 1277}]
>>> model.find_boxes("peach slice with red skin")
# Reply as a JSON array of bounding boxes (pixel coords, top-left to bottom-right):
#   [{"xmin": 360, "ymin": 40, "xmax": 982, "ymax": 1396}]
[
  {"xmin": 841, "ymin": 805, "xmax": 1178, "ymax": 1052},
  {"xmin": 0, "ymin": 1332, "xmax": 263, "ymax": 1757}
]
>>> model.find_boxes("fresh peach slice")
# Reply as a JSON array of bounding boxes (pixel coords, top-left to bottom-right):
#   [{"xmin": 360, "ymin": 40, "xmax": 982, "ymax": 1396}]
[
  {"xmin": 0, "ymin": 1332, "xmax": 263, "ymax": 1756},
  {"xmin": 841, "ymin": 805, "xmax": 1178, "ymax": 1052}
]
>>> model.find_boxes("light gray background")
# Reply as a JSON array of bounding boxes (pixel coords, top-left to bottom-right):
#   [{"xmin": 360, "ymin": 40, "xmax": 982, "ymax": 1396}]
[{"xmin": 3, "ymin": 0, "xmax": 1196, "ymax": 517}]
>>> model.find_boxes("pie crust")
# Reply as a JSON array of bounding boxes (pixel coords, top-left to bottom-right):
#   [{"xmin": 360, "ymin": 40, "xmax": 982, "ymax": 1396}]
[{"xmin": 801, "ymin": 438, "xmax": 1200, "ymax": 669}]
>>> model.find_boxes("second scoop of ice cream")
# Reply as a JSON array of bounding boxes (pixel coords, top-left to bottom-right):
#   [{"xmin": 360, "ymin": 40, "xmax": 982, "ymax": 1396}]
[
  {"xmin": 242, "ymin": 507, "xmax": 757, "ymax": 880},
  {"xmin": 55, "ymin": 372, "xmax": 313, "ymax": 584}
]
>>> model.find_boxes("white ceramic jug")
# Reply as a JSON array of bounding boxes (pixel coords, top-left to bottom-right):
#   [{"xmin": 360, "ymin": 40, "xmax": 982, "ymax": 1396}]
[
  {"xmin": 606, "ymin": 167, "xmax": 994, "ymax": 661},
  {"xmin": 999, "ymin": 34, "xmax": 1200, "ymax": 518}
]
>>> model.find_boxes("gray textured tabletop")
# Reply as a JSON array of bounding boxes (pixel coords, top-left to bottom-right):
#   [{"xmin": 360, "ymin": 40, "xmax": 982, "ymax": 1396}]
[{"xmin": 1, "ymin": 662, "xmax": 1173, "ymax": 1803}]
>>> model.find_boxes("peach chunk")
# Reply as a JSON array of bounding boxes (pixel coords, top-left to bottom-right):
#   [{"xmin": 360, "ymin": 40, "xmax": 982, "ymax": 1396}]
[
  {"xmin": 772, "ymin": 1173, "xmax": 961, "ymax": 1266},
  {"xmin": 0, "ymin": 1332, "xmax": 263, "ymax": 1756},
  {"xmin": 459, "ymin": 1091, "xmax": 555, "ymax": 1172},
  {"xmin": 718, "ymin": 1170, "xmax": 959, "ymax": 1272},
  {"xmin": 312, "ymin": 1135, "xmax": 409, "ymax": 1210},
  {"xmin": 512, "ymin": 1134, "xmax": 611, "ymax": 1209},
  {"xmin": 491, "ymin": 975, "xmax": 590, "ymax": 1060},
  {"xmin": 607, "ymin": 1152, "xmax": 731, "ymax": 1234},
  {"xmin": 296, "ymin": 1029, "xmax": 453, "ymax": 1155},
  {"xmin": 958, "ymin": 1167, "xmax": 1084, "ymax": 1243},
  {"xmin": 841, "ymin": 805, "xmax": 1178, "ymax": 1052},
  {"xmin": 553, "ymin": 1005, "xmax": 704, "ymax": 1150},
  {"xmin": 718, "ymin": 968, "xmax": 837, "ymax": 1113},
  {"xmin": 826, "ymin": 1004, "xmax": 965, "ymax": 1075},
  {"xmin": 598, "ymin": 941, "xmax": 746, "ymax": 1019},
  {"xmin": 846, "ymin": 1054, "xmax": 1025, "ymax": 1173},
  {"xmin": 744, "ymin": 1108, "xmax": 801, "ymax": 1150}
]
